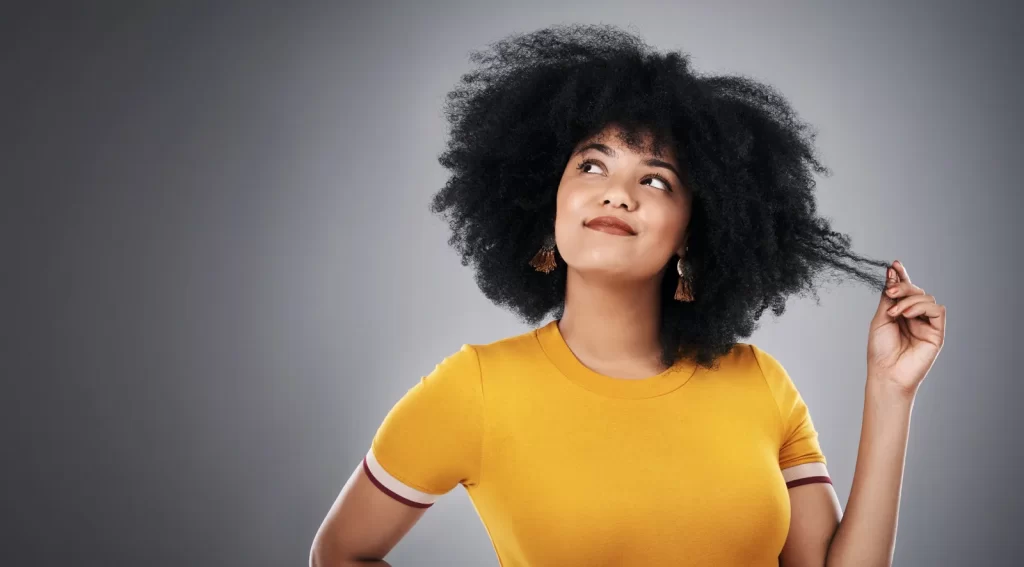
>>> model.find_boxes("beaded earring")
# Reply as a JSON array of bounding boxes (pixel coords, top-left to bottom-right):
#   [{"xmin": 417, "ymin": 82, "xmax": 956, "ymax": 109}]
[
  {"xmin": 529, "ymin": 233, "xmax": 557, "ymax": 273},
  {"xmin": 674, "ymin": 246, "xmax": 694, "ymax": 302}
]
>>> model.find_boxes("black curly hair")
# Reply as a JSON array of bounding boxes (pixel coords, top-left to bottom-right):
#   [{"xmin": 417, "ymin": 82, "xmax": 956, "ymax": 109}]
[{"xmin": 429, "ymin": 23, "xmax": 888, "ymax": 370}]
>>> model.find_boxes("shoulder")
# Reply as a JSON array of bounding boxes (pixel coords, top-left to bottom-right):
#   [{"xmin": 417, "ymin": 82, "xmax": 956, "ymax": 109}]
[
  {"xmin": 415, "ymin": 327, "xmax": 541, "ymax": 393},
  {"xmin": 740, "ymin": 342, "xmax": 794, "ymax": 391},
  {"xmin": 701, "ymin": 341, "xmax": 766, "ymax": 375},
  {"xmin": 463, "ymin": 325, "xmax": 548, "ymax": 366},
  {"xmin": 427, "ymin": 342, "xmax": 481, "ymax": 377},
  {"xmin": 729, "ymin": 342, "xmax": 781, "ymax": 373},
  {"xmin": 710, "ymin": 342, "xmax": 802, "ymax": 409}
]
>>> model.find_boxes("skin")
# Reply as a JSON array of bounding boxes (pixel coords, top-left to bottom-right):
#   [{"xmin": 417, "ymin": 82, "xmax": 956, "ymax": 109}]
[
  {"xmin": 309, "ymin": 124, "xmax": 947, "ymax": 566},
  {"xmin": 309, "ymin": 463, "xmax": 412, "ymax": 566},
  {"xmin": 824, "ymin": 260, "xmax": 947, "ymax": 566},
  {"xmin": 554, "ymin": 124, "xmax": 692, "ymax": 377}
]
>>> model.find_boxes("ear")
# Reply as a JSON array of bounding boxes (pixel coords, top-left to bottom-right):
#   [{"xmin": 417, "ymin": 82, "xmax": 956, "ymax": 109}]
[{"xmin": 676, "ymin": 233, "xmax": 689, "ymax": 257}]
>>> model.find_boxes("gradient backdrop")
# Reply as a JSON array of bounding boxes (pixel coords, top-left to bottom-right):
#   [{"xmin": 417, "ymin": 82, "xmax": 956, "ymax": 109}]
[{"xmin": 4, "ymin": 1, "xmax": 1022, "ymax": 565}]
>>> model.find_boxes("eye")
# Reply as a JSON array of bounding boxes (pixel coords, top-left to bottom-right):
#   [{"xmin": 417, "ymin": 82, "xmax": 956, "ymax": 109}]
[
  {"xmin": 642, "ymin": 173, "xmax": 673, "ymax": 192},
  {"xmin": 576, "ymin": 159, "xmax": 605, "ymax": 175},
  {"xmin": 575, "ymin": 158, "xmax": 673, "ymax": 192}
]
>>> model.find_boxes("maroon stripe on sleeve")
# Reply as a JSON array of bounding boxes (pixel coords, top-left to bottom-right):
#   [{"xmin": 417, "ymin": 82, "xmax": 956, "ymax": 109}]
[
  {"xmin": 786, "ymin": 475, "xmax": 832, "ymax": 489},
  {"xmin": 362, "ymin": 456, "xmax": 433, "ymax": 509}
]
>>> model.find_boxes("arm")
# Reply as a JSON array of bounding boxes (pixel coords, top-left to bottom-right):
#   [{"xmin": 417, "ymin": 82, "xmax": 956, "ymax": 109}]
[
  {"xmin": 309, "ymin": 461, "xmax": 428, "ymax": 566},
  {"xmin": 824, "ymin": 380, "xmax": 914, "ymax": 567},
  {"xmin": 785, "ymin": 260, "xmax": 944, "ymax": 567},
  {"xmin": 750, "ymin": 343, "xmax": 843, "ymax": 567},
  {"xmin": 780, "ymin": 380, "xmax": 913, "ymax": 567},
  {"xmin": 312, "ymin": 343, "xmax": 485, "ymax": 566},
  {"xmin": 825, "ymin": 259, "xmax": 945, "ymax": 566},
  {"xmin": 779, "ymin": 463, "xmax": 842, "ymax": 567}
]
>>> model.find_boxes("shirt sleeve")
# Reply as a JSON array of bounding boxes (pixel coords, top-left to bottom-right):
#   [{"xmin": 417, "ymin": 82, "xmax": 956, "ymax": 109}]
[
  {"xmin": 750, "ymin": 344, "xmax": 827, "ymax": 470},
  {"xmin": 363, "ymin": 343, "xmax": 484, "ymax": 508}
]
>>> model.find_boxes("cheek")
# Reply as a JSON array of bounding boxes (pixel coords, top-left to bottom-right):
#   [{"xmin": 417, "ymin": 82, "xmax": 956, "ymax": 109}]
[
  {"xmin": 648, "ymin": 208, "xmax": 689, "ymax": 245},
  {"xmin": 556, "ymin": 184, "xmax": 589, "ymax": 219}
]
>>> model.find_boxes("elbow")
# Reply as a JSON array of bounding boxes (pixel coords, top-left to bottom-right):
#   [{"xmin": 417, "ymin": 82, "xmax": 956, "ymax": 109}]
[
  {"xmin": 310, "ymin": 536, "xmax": 385, "ymax": 567},
  {"xmin": 311, "ymin": 540, "xmax": 390, "ymax": 567},
  {"xmin": 308, "ymin": 538, "xmax": 328, "ymax": 567},
  {"xmin": 309, "ymin": 533, "xmax": 345, "ymax": 567}
]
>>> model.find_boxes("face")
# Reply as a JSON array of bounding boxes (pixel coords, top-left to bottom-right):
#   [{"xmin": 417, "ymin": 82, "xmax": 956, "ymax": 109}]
[{"xmin": 554, "ymin": 123, "xmax": 692, "ymax": 282}]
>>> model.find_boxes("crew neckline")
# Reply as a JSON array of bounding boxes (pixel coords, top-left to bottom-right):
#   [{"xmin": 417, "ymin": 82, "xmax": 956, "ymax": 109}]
[{"xmin": 535, "ymin": 319, "xmax": 698, "ymax": 399}]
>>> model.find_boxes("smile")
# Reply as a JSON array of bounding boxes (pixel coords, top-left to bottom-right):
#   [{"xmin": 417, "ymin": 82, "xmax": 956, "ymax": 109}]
[{"xmin": 585, "ymin": 224, "xmax": 636, "ymax": 237}]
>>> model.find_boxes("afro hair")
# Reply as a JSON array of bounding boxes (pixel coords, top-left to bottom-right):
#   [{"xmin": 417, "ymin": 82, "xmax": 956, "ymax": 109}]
[{"xmin": 429, "ymin": 23, "xmax": 888, "ymax": 370}]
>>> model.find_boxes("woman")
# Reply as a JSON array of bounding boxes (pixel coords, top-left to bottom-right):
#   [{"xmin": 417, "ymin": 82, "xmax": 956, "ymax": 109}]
[{"xmin": 311, "ymin": 24, "xmax": 946, "ymax": 567}]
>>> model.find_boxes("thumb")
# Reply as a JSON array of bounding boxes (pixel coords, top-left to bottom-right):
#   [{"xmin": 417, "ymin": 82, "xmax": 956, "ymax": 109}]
[{"xmin": 872, "ymin": 264, "xmax": 899, "ymax": 322}]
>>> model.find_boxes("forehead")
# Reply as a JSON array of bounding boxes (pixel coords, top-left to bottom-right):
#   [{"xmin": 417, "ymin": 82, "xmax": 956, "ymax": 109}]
[{"xmin": 573, "ymin": 124, "xmax": 677, "ymax": 161}]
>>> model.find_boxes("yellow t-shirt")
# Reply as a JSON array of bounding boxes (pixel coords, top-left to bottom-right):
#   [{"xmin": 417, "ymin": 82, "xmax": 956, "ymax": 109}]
[{"xmin": 364, "ymin": 319, "xmax": 830, "ymax": 566}]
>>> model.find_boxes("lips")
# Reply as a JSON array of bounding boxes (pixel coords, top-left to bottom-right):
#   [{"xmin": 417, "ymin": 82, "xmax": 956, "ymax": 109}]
[{"xmin": 585, "ymin": 216, "xmax": 636, "ymax": 236}]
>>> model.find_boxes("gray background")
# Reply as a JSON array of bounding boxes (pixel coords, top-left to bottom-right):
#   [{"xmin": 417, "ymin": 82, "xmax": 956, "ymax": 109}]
[{"xmin": 3, "ymin": 1, "xmax": 1021, "ymax": 565}]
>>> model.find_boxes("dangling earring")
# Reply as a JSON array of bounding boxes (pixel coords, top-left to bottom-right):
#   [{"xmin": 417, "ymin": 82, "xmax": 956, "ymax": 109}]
[
  {"xmin": 674, "ymin": 246, "xmax": 694, "ymax": 302},
  {"xmin": 529, "ymin": 233, "xmax": 557, "ymax": 273}
]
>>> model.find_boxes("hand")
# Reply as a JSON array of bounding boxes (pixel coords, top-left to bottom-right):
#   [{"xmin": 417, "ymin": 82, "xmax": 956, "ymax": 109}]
[{"xmin": 867, "ymin": 260, "xmax": 947, "ymax": 398}]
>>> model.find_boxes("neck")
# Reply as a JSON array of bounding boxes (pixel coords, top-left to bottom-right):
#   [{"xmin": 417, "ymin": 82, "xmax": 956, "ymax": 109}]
[{"xmin": 558, "ymin": 267, "xmax": 666, "ymax": 369}]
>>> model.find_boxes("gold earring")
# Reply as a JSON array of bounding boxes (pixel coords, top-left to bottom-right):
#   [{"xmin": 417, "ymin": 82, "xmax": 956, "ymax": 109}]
[
  {"xmin": 674, "ymin": 247, "xmax": 694, "ymax": 302},
  {"xmin": 529, "ymin": 233, "xmax": 557, "ymax": 273}
]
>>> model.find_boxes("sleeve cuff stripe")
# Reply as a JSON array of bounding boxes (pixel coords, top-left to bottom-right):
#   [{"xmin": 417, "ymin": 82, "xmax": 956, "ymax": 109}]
[
  {"xmin": 786, "ymin": 475, "xmax": 832, "ymax": 489},
  {"xmin": 363, "ymin": 449, "xmax": 438, "ymax": 508}
]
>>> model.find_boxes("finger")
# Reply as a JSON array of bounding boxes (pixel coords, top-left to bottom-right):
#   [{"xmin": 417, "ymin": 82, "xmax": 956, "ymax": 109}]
[
  {"xmin": 886, "ymin": 293, "xmax": 935, "ymax": 317},
  {"xmin": 874, "ymin": 266, "xmax": 902, "ymax": 320},
  {"xmin": 932, "ymin": 303, "xmax": 947, "ymax": 334},
  {"xmin": 892, "ymin": 259, "xmax": 912, "ymax": 286},
  {"xmin": 885, "ymin": 279, "xmax": 926, "ymax": 300},
  {"xmin": 904, "ymin": 302, "xmax": 947, "ymax": 338},
  {"xmin": 886, "ymin": 265, "xmax": 899, "ymax": 286},
  {"xmin": 902, "ymin": 300, "xmax": 944, "ymax": 320}
]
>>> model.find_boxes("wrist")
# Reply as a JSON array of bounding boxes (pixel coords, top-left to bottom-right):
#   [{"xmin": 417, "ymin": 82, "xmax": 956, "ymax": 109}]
[{"xmin": 866, "ymin": 375, "xmax": 919, "ymax": 402}]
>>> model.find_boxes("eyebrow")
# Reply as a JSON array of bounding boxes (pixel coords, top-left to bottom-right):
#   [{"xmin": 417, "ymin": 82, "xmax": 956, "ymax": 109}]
[{"xmin": 572, "ymin": 142, "xmax": 683, "ymax": 180}]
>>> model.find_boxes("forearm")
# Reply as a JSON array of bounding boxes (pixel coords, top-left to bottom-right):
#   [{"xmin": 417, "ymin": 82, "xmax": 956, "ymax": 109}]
[{"xmin": 825, "ymin": 379, "xmax": 916, "ymax": 567}]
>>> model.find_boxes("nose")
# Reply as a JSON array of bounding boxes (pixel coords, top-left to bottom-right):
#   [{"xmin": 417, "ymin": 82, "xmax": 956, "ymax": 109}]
[{"xmin": 600, "ymin": 178, "xmax": 636, "ymax": 211}]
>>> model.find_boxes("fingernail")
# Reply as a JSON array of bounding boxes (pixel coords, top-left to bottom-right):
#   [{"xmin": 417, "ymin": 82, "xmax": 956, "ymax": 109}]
[{"xmin": 887, "ymin": 268, "xmax": 894, "ymax": 280}]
